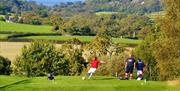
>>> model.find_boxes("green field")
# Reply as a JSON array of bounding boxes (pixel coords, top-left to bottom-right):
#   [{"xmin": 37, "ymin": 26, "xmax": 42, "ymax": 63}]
[
  {"xmin": 0, "ymin": 34, "xmax": 11, "ymax": 39},
  {"xmin": 0, "ymin": 76, "xmax": 179, "ymax": 91},
  {"xmin": 0, "ymin": 21, "xmax": 53, "ymax": 33},
  {"xmin": 16, "ymin": 36, "xmax": 142, "ymax": 44},
  {"xmin": 146, "ymin": 11, "xmax": 165, "ymax": 20},
  {"xmin": 0, "ymin": 21, "xmax": 141, "ymax": 45},
  {"xmin": 95, "ymin": 12, "xmax": 119, "ymax": 15}
]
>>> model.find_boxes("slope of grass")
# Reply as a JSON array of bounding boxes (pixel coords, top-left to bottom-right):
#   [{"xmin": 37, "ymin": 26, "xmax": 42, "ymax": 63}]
[
  {"xmin": 0, "ymin": 21, "xmax": 53, "ymax": 33},
  {"xmin": 16, "ymin": 35, "xmax": 142, "ymax": 44},
  {"xmin": 0, "ymin": 76, "xmax": 179, "ymax": 91}
]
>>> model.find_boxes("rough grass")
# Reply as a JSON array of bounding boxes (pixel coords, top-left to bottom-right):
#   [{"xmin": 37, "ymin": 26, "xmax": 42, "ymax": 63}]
[
  {"xmin": 0, "ymin": 76, "xmax": 179, "ymax": 91},
  {"xmin": 0, "ymin": 21, "xmax": 53, "ymax": 33}
]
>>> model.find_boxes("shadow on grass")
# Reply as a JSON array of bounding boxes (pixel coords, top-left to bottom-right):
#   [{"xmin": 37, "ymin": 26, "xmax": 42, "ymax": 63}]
[
  {"xmin": 0, "ymin": 79, "xmax": 30, "ymax": 89},
  {"xmin": 93, "ymin": 77, "xmax": 116, "ymax": 80}
]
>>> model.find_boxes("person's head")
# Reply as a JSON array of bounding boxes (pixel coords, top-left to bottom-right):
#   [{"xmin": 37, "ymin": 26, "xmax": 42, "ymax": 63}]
[
  {"xmin": 138, "ymin": 58, "xmax": 142, "ymax": 61},
  {"xmin": 129, "ymin": 54, "xmax": 134, "ymax": 58},
  {"xmin": 94, "ymin": 57, "xmax": 97, "ymax": 60}
]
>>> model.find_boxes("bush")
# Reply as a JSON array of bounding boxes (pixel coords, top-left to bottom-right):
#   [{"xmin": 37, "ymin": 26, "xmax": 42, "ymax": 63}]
[
  {"xmin": 13, "ymin": 40, "xmax": 67, "ymax": 77},
  {"xmin": 0, "ymin": 16, "xmax": 5, "ymax": 21},
  {"xmin": 60, "ymin": 40, "xmax": 86, "ymax": 76},
  {"xmin": 95, "ymin": 53, "xmax": 127, "ymax": 77},
  {"xmin": 0, "ymin": 55, "xmax": 11, "ymax": 75}
]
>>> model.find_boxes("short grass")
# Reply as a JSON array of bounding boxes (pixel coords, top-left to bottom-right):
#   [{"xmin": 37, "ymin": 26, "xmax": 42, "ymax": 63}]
[
  {"xmin": 0, "ymin": 34, "xmax": 11, "ymax": 39},
  {"xmin": 0, "ymin": 21, "xmax": 53, "ymax": 33},
  {"xmin": 16, "ymin": 36, "xmax": 142, "ymax": 44},
  {"xmin": 95, "ymin": 12, "xmax": 119, "ymax": 15},
  {"xmin": 146, "ymin": 11, "xmax": 165, "ymax": 20},
  {"xmin": 0, "ymin": 76, "xmax": 179, "ymax": 91}
]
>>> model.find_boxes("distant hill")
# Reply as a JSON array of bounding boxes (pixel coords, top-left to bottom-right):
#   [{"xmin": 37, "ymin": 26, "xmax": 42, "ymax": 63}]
[{"xmin": 27, "ymin": 0, "xmax": 85, "ymax": 6}]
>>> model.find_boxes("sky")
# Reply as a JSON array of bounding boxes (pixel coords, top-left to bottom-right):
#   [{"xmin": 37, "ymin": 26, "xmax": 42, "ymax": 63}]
[{"xmin": 27, "ymin": 0, "xmax": 85, "ymax": 6}]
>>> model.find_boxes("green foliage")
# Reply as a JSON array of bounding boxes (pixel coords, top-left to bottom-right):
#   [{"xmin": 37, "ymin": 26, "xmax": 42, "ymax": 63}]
[
  {"xmin": 134, "ymin": 0, "xmax": 180, "ymax": 81},
  {"xmin": 13, "ymin": 40, "xmax": 67, "ymax": 77},
  {"xmin": 0, "ymin": 15, "xmax": 5, "ymax": 21},
  {"xmin": 152, "ymin": 0, "xmax": 180, "ymax": 80},
  {"xmin": 84, "ymin": 33, "xmax": 112, "ymax": 56},
  {"xmin": 0, "ymin": 55, "xmax": 11, "ymax": 75},
  {"xmin": 95, "ymin": 53, "xmax": 126, "ymax": 77},
  {"xmin": 20, "ymin": 13, "xmax": 42, "ymax": 25},
  {"xmin": 60, "ymin": 39, "xmax": 86, "ymax": 76},
  {"xmin": 134, "ymin": 32, "xmax": 160, "ymax": 80}
]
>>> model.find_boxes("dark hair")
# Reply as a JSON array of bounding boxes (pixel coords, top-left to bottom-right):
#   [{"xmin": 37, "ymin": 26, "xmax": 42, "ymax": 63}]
[{"xmin": 94, "ymin": 57, "xmax": 97, "ymax": 60}]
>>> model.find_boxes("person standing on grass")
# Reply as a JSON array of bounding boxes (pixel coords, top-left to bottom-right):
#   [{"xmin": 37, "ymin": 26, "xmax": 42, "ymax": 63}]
[
  {"xmin": 125, "ymin": 55, "xmax": 135, "ymax": 80},
  {"xmin": 87, "ymin": 57, "xmax": 105, "ymax": 79},
  {"xmin": 136, "ymin": 59, "xmax": 145, "ymax": 80}
]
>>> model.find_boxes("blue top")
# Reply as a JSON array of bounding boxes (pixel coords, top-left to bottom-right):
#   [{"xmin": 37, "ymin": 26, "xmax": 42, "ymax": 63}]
[
  {"xmin": 126, "ymin": 58, "xmax": 135, "ymax": 68},
  {"xmin": 136, "ymin": 60, "xmax": 145, "ymax": 70}
]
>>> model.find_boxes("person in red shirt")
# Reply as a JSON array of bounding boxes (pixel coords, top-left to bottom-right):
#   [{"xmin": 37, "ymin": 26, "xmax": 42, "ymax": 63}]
[{"xmin": 87, "ymin": 57, "xmax": 104, "ymax": 79}]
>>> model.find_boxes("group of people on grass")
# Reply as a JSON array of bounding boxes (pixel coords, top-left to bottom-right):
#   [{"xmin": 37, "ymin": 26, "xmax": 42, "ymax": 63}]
[
  {"xmin": 47, "ymin": 55, "xmax": 145, "ymax": 81},
  {"xmin": 87, "ymin": 55, "xmax": 145, "ymax": 80}
]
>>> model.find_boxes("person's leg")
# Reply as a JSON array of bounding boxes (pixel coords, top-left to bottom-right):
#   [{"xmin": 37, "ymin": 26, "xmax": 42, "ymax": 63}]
[
  {"xmin": 87, "ymin": 68, "xmax": 96, "ymax": 79},
  {"xmin": 129, "ymin": 68, "xmax": 133, "ymax": 80},
  {"xmin": 125, "ymin": 72, "xmax": 129, "ymax": 79},
  {"xmin": 125, "ymin": 67, "xmax": 129, "ymax": 79},
  {"xmin": 88, "ymin": 72, "xmax": 93, "ymax": 79}
]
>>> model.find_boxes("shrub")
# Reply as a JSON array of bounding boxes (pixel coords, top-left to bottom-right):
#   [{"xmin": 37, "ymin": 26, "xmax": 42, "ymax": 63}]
[
  {"xmin": 0, "ymin": 55, "xmax": 11, "ymax": 75},
  {"xmin": 13, "ymin": 40, "xmax": 67, "ymax": 77}
]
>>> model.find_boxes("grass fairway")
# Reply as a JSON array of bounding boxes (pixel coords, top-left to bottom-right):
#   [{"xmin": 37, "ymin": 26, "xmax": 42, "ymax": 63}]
[
  {"xmin": 0, "ymin": 21, "xmax": 53, "ymax": 33},
  {"xmin": 0, "ymin": 76, "xmax": 179, "ymax": 91}
]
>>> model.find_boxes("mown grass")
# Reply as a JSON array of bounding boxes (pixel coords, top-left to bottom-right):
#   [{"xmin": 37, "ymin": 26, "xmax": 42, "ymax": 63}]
[
  {"xmin": 95, "ymin": 12, "xmax": 119, "ymax": 15},
  {"xmin": 0, "ymin": 21, "xmax": 53, "ymax": 33},
  {"xmin": 16, "ymin": 35, "xmax": 142, "ymax": 44},
  {"xmin": 146, "ymin": 11, "xmax": 165, "ymax": 20},
  {"xmin": 0, "ymin": 76, "xmax": 179, "ymax": 91},
  {"xmin": 0, "ymin": 34, "xmax": 11, "ymax": 39}
]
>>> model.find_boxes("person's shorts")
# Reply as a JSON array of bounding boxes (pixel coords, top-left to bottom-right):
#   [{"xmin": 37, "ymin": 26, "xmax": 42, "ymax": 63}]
[
  {"xmin": 125, "ymin": 67, "xmax": 134, "ymax": 74},
  {"xmin": 137, "ymin": 70, "xmax": 143, "ymax": 76},
  {"xmin": 88, "ymin": 68, "xmax": 96, "ymax": 73}
]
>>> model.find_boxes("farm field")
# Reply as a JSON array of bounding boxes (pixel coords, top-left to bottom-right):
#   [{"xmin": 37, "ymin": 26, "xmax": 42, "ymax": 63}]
[
  {"xmin": 16, "ymin": 36, "xmax": 142, "ymax": 44},
  {"xmin": 0, "ymin": 34, "xmax": 11, "ymax": 39},
  {"xmin": 0, "ymin": 21, "xmax": 53, "ymax": 33},
  {"xmin": 0, "ymin": 76, "xmax": 179, "ymax": 91},
  {"xmin": 0, "ymin": 42, "xmax": 62, "ymax": 61}
]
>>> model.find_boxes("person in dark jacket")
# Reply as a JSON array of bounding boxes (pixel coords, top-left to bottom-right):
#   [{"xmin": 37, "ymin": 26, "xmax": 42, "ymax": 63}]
[{"xmin": 135, "ymin": 59, "xmax": 145, "ymax": 80}]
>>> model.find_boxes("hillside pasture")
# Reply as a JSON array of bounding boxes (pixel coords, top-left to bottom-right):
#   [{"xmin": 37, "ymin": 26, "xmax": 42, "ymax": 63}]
[
  {"xmin": 16, "ymin": 36, "xmax": 142, "ymax": 44},
  {"xmin": 0, "ymin": 21, "xmax": 53, "ymax": 33}
]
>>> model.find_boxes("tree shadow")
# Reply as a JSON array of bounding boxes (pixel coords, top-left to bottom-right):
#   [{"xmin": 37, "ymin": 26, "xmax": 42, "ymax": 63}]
[
  {"xmin": 93, "ymin": 77, "xmax": 116, "ymax": 80},
  {"xmin": 0, "ymin": 79, "xmax": 30, "ymax": 89}
]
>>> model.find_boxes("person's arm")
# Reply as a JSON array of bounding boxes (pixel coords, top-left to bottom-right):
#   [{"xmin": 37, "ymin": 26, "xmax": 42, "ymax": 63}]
[
  {"xmin": 125, "ymin": 60, "xmax": 127, "ymax": 69},
  {"xmin": 100, "ymin": 60, "xmax": 105, "ymax": 64}
]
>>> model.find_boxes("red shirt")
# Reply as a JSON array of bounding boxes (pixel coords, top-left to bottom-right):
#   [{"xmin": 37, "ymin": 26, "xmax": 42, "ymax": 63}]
[{"xmin": 90, "ymin": 59, "xmax": 100, "ymax": 68}]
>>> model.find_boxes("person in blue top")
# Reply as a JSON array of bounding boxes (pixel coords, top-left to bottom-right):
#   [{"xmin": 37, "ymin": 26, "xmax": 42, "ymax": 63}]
[
  {"xmin": 125, "ymin": 55, "xmax": 135, "ymax": 80},
  {"xmin": 135, "ymin": 59, "xmax": 145, "ymax": 80}
]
